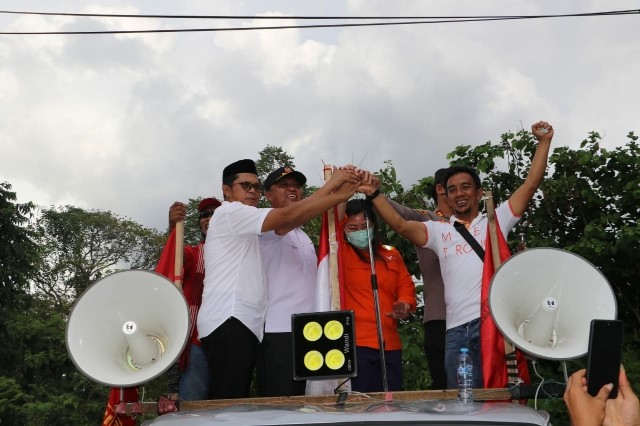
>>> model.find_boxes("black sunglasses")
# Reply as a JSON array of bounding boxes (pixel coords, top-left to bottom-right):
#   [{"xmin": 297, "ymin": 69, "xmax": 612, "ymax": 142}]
[
  {"xmin": 198, "ymin": 210, "xmax": 215, "ymax": 219},
  {"xmin": 233, "ymin": 182, "xmax": 262, "ymax": 192}
]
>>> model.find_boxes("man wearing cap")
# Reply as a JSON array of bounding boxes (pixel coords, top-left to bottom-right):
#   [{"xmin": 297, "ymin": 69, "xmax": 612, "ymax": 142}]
[
  {"xmin": 383, "ymin": 168, "xmax": 452, "ymax": 390},
  {"xmin": 197, "ymin": 159, "xmax": 361, "ymax": 399},
  {"xmin": 256, "ymin": 166, "xmax": 316, "ymax": 397},
  {"xmin": 157, "ymin": 197, "xmax": 222, "ymax": 400}
]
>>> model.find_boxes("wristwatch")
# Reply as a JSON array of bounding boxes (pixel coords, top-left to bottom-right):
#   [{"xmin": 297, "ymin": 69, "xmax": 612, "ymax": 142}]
[{"xmin": 366, "ymin": 188, "xmax": 381, "ymax": 201}]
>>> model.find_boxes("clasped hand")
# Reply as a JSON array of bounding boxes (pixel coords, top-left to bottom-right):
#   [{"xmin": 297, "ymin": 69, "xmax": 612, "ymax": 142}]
[{"xmin": 386, "ymin": 301, "xmax": 410, "ymax": 320}]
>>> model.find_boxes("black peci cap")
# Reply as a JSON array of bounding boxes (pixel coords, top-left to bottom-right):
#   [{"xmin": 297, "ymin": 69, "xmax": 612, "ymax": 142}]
[{"xmin": 222, "ymin": 159, "xmax": 258, "ymax": 180}]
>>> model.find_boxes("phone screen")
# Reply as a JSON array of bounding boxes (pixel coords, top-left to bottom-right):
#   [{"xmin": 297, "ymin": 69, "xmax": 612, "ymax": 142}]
[{"xmin": 586, "ymin": 319, "xmax": 624, "ymax": 398}]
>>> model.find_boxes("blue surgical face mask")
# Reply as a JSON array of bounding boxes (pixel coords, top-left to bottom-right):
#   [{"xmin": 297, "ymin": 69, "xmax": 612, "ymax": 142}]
[{"xmin": 346, "ymin": 228, "xmax": 374, "ymax": 249}]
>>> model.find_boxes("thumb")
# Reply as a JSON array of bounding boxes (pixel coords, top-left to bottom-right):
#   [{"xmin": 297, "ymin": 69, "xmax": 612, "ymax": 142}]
[
  {"xmin": 595, "ymin": 383, "xmax": 614, "ymax": 401},
  {"xmin": 618, "ymin": 365, "xmax": 629, "ymax": 391},
  {"xmin": 617, "ymin": 365, "xmax": 638, "ymax": 402}
]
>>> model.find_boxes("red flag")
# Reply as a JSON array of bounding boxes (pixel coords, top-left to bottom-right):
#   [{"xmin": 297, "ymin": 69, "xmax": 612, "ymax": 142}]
[
  {"xmin": 102, "ymin": 387, "xmax": 138, "ymax": 426},
  {"xmin": 480, "ymin": 219, "xmax": 530, "ymax": 388},
  {"xmin": 155, "ymin": 229, "xmax": 178, "ymax": 281},
  {"xmin": 155, "ymin": 229, "xmax": 195, "ymax": 372}
]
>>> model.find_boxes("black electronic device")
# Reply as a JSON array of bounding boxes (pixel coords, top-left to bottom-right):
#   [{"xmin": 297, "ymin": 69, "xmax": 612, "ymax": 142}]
[
  {"xmin": 291, "ymin": 310, "xmax": 357, "ymax": 381},
  {"xmin": 586, "ymin": 319, "xmax": 624, "ymax": 398}
]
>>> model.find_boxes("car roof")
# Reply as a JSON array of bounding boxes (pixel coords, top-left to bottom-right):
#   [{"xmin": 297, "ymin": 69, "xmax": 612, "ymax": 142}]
[{"xmin": 142, "ymin": 400, "xmax": 551, "ymax": 426}]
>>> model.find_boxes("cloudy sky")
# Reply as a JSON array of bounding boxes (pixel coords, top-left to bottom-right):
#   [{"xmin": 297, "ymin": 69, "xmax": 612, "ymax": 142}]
[{"xmin": 1, "ymin": 1, "xmax": 638, "ymax": 231}]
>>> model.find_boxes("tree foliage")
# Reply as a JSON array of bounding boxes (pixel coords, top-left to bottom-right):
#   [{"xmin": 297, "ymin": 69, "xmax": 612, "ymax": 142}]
[
  {"xmin": 181, "ymin": 197, "xmax": 207, "ymax": 246},
  {"xmin": 33, "ymin": 206, "xmax": 166, "ymax": 313},
  {"xmin": 0, "ymin": 182, "xmax": 41, "ymax": 423},
  {"xmin": 0, "ymin": 182, "xmax": 39, "ymax": 308},
  {"xmin": 1, "ymin": 296, "xmax": 107, "ymax": 425},
  {"xmin": 1, "ymin": 205, "xmax": 166, "ymax": 424},
  {"xmin": 540, "ymin": 132, "xmax": 640, "ymax": 332},
  {"xmin": 255, "ymin": 145, "xmax": 296, "ymax": 184}
]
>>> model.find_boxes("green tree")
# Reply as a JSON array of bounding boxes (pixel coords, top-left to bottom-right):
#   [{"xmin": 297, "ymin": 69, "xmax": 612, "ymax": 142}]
[
  {"xmin": 255, "ymin": 145, "xmax": 296, "ymax": 184},
  {"xmin": 2, "ymin": 204, "xmax": 168, "ymax": 425},
  {"xmin": 4, "ymin": 296, "xmax": 107, "ymax": 425},
  {"xmin": 0, "ymin": 182, "xmax": 39, "ymax": 308},
  {"xmin": 0, "ymin": 182, "xmax": 40, "ymax": 424},
  {"xmin": 538, "ymin": 132, "xmax": 640, "ymax": 332},
  {"xmin": 33, "ymin": 206, "xmax": 165, "ymax": 312},
  {"xmin": 181, "ymin": 197, "xmax": 208, "ymax": 246},
  {"xmin": 256, "ymin": 145, "xmax": 296, "ymax": 209}
]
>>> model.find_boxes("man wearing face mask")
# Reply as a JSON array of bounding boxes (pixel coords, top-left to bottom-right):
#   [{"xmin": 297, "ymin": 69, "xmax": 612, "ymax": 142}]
[{"xmin": 338, "ymin": 199, "xmax": 416, "ymax": 392}]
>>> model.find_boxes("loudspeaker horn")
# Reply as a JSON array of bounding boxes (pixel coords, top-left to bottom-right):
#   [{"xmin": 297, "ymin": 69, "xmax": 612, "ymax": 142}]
[
  {"xmin": 66, "ymin": 270, "xmax": 189, "ymax": 387},
  {"xmin": 489, "ymin": 248, "xmax": 617, "ymax": 360}
]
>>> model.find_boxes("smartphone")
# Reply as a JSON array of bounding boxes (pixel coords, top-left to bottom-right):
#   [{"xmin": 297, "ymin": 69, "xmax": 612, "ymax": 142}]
[{"xmin": 586, "ymin": 319, "xmax": 624, "ymax": 398}]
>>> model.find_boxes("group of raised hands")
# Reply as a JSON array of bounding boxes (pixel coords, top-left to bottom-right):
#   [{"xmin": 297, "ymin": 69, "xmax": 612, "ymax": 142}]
[
  {"xmin": 323, "ymin": 165, "xmax": 380, "ymax": 198},
  {"xmin": 564, "ymin": 367, "xmax": 640, "ymax": 426}
]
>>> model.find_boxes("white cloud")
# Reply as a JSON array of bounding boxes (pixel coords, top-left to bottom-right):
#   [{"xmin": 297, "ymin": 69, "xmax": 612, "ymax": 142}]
[{"xmin": 0, "ymin": 1, "xmax": 638, "ymax": 230}]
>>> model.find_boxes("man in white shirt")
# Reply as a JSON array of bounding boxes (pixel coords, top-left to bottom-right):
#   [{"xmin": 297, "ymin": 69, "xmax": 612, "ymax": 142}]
[
  {"xmin": 361, "ymin": 121, "xmax": 554, "ymax": 388},
  {"xmin": 256, "ymin": 167, "xmax": 316, "ymax": 397},
  {"xmin": 198, "ymin": 159, "xmax": 360, "ymax": 399}
]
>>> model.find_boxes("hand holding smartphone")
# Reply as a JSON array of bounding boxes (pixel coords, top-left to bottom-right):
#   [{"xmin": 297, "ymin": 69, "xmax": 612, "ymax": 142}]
[{"xmin": 586, "ymin": 319, "xmax": 624, "ymax": 398}]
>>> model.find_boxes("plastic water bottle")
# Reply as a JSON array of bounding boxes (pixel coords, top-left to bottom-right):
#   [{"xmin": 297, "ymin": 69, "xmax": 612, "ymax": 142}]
[{"xmin": 457, "ymin": 347, "xmax": 474, "ymax": 403}]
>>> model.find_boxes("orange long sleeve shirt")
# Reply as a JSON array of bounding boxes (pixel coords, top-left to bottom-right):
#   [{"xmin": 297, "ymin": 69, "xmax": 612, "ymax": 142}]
[{"xmin": 340, "ymin": 242, "xmax": 416, "ymax": 350}]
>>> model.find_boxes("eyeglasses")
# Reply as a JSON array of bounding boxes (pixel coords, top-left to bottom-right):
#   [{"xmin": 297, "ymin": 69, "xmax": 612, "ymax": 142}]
[
  {"xmin": 232, "ymin": 182, "xmax": 262, "ymax": 192},
  {"xmin": 198, "ymin": 210, "xmax": 215, "ymax": 219}
]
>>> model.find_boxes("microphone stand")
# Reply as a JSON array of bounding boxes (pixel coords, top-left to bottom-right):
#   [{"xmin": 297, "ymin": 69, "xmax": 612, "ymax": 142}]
[{"xmin": 364, "ymin": 209, "xmax": 389, "ymax": 393}]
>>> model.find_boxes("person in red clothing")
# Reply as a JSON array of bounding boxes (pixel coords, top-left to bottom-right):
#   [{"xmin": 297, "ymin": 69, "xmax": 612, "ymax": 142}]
[
  {"xmin": 339, "ymin": 199, "xmax": 416, "ymax": 392},
  {"xmin": 159, "ymin": 197, "xmax": 221, "ymax": 400}
]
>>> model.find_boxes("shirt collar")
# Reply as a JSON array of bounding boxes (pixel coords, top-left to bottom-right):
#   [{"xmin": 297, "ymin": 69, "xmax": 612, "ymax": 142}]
[{"xmin": 449, "ymin": 211, "xmax": 485, "ymax": 227}]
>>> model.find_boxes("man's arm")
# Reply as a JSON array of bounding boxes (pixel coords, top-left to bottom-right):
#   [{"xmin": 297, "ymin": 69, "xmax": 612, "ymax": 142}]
[
  {"xmin": 387, "ymin": 197, "xmax": 431, "ymax": 222},
  {"xmin": 357, "ymin": 173, "xmax": 429, "ymax": 247},
  {"xmin": 508, "ymin": 121, "xmax": 554, "ymax": 216},
  {"xmin": 262, "ymin": 167, "xmax": 360, "ymax": 234},
  {"xmin": 337, "ymin": 194, "xmax": 430, "ymax": 231},
  {"xmin": 370, "ymin": 195, "xmax": 429, "ymax": 246}
]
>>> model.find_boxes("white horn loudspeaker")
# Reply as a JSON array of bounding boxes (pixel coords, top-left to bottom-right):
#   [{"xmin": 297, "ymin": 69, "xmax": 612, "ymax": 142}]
[
  {"xmin": 66, "ymin": 270, "xmax": 189, "ymax": 387},
  {"xmin": 489, "ymin": 248, "xmax": 617, "ymax": 360}
]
